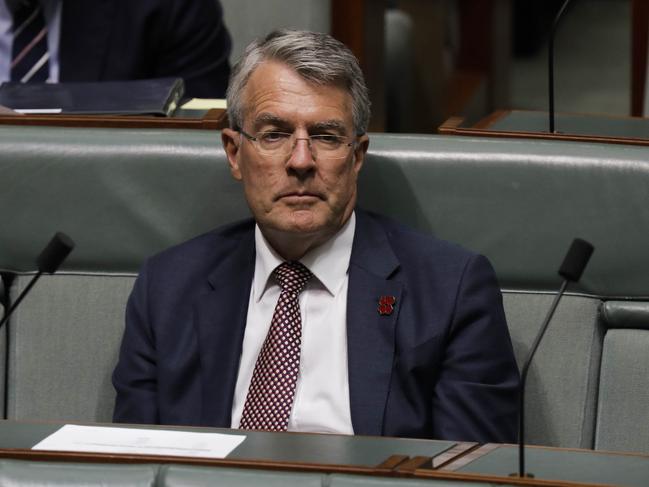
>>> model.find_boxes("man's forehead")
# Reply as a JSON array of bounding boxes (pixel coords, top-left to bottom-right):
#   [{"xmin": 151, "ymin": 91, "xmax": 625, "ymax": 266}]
[{"xmin": 240, "ymin": 61, "xmax": 353, "ymax": 129}]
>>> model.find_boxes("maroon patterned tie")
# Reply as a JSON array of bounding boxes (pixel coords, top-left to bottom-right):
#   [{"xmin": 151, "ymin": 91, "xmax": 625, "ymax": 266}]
[{"xmin": 239, "ymin": 261, "xmax": 312, "ymax": 431}]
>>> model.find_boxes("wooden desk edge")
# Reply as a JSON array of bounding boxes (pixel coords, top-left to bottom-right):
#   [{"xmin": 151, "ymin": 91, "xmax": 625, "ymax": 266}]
[
  {"xmin": 0, "ymin": 440, "xmax": 493, "ymax": 479},
  {"xmin": 0, "ymin": 109, "xmax": 228, "ymax": 130},
  {"xmin": 438, "ymin": 111, "xmax": 649, "ymax": 147},
  {"xmin": 393, "ymin": 442, "xmax": 478, "ymax": 473},
  {"xmin": 0, "ymin": 447, "xmax": 408, "ymax": 477},
  {"xmin": 415, "ymin": 442, "xmax": 649, "ymax": 487},
  {"xmin": 439, "ymin": 442, "xmax": 499, "ymax": 471},
  {"xmin": 0, "ymin": 446, "xmax": 627, "ymax": 487}
]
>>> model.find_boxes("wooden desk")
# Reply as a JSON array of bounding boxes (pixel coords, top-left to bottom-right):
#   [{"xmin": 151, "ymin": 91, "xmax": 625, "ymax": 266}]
[
  {"xmin": 3, "ymin": 421, "xmax": 649, "ymax": 486},
  {"xmin": 0, "ymin": 108, "xmax": 228, "ymax": 130},
  {"xmin": 440, "ymin": 109, "xmax": 649, "ymax": 147},
  {"xmin": 0, "ymin": 420, "xmax": 466, "ymax": 476},
  {"xmin": 414, "ymin": 443, "xmax": 649, "ymax": 487}
]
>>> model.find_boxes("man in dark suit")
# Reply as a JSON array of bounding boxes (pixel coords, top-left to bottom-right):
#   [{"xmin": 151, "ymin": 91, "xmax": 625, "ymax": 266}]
[
  {"xmin": 59, "ymin": 0, "xmax": 231, "ymax": 98},
  {"xmin": 1, "ymin": 0, "xmax": 230, "ymax": 98},
  {"xmin": 113, "ymin": 29, "xmax": 519, "ymax": 443}
]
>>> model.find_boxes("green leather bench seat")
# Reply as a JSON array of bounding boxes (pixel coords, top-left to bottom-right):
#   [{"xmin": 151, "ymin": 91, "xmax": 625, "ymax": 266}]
[
  {"xmin": 0, "ymin": 461, "xmax": 323, "ymax": 487},
  {"xmin": 1, "ymin": 125, "xmax": 649, "ymax": 453},
  {"xmin": 160, "ymin": 465, "xmax": 324, "ymax": 487},
  {"xmin": 0, "ymin": 460, "xmax": 159, "ymax": 486},
  {"xmin": 328, "ymin": 473, "xmax": 494, "ymax": 487}
]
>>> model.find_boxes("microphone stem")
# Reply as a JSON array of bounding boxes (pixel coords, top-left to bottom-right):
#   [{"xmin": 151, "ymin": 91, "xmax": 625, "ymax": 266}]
[
  {"xmin": 0, "ymin": 272, "xmax": 42, "ymax": 330},
  {"xmin": 518, "ymin": 279, "xmax": 569, "ymax": 477}
]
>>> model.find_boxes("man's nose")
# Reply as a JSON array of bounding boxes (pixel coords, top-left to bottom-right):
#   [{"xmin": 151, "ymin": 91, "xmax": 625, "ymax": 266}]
[{"xmin": 286, "ymin": 137, "xmax": 316, "ymax": 173}]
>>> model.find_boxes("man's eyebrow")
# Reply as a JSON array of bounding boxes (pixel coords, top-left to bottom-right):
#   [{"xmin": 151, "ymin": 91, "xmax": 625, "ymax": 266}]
[
  {"xmin": 308, "ymin": 120, "xmax": 347, "ymax": 134},
  {"xmin": 250, "ymin": 115, "xmax": 348, "ymax": 134},
  {"xmin": 252, "ymin": 114, "xmax": 291, "ymax": 130}
]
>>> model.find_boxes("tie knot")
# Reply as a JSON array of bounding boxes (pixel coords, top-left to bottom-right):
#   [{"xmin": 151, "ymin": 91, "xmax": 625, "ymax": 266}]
[{"xmin": 273, "ymin": 261, "xmax": 312, "ymax": 295}]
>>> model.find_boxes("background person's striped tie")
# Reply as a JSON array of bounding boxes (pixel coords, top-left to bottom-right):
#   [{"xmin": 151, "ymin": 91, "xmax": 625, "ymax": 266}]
[{"xmin": 10, "ymin": 0, "xmax": 50, "ymax": 83}]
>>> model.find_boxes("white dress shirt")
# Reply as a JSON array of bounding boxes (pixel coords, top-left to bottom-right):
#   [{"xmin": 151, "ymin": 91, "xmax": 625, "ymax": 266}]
[{"xmin": 230, "ymin": 212, "xmax": 356, "ymax": 434}]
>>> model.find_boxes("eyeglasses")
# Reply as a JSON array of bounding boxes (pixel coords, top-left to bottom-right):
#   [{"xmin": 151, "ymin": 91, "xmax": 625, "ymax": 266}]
[{"xmin": 239, "ymin": 130, "xmax": 356, "ymax": 160}]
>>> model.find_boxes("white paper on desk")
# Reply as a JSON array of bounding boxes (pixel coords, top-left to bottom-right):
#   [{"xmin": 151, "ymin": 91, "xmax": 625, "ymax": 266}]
[
  {"xmin": 180, "ymin": 98, "xmax": 227, "ymax": 109},
  {"xmin": 32, "ymin": 424, "xmax": 246, "ymax": 459}
]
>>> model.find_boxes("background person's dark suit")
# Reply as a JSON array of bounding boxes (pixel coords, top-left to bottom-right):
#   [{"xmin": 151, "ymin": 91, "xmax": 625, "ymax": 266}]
[
  {"xmin": 113, "ymin": 210, "xmax": 520, "ymax": 443},
  {"xmin": 59, "ymin": 0, "xmax": 231, "ymax": 98}
]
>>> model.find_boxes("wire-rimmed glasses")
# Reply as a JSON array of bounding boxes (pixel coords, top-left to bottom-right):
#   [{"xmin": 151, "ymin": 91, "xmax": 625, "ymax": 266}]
[{"xmin": 239, "ymin": 130, "xmax": 357, "ymax": 160}]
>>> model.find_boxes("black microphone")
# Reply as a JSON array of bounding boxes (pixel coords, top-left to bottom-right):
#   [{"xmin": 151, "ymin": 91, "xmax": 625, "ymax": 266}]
[
  {"xmin": 514, "ymin": 238, "xmax": 594, "ymax": 478},
  {"xmin": 0, "ymin": 232, "xmax": 75, "ymax": 330},
  {"xmin": 548, "ymin": 0, "xmax": 573, "ymax": 133}
]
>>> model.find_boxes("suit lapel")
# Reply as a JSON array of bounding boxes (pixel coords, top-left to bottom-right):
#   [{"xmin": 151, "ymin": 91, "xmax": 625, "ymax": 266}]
[
  {"xmin": 59, "ymin": 0, "xmax": 115, "ymax": 80},
  {"xmin": 194, "ymin": 229, "xmax": 255, "ymax": 427},
  {"xmin": 347, "ymin": 211, "xmax": 402, "ymax": 435}
]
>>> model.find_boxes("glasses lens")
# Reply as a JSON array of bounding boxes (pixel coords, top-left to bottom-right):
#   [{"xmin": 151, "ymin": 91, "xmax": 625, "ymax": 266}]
[
  {"xmin": 310, "ymin": 135, "xmax": 345, "ymax": 152},
  {"xmin": 252, "ymin": 132, "xmax": 353, "ymax": 159},
  {"xmin": 256, "ymin": 132, "xmax": 291, "ymax": 152}
]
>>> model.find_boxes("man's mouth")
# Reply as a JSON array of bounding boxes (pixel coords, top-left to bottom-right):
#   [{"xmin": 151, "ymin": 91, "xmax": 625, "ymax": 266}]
[{"xmin": 275, "ymin": 191, "xmax": 324, "ymax": 202}]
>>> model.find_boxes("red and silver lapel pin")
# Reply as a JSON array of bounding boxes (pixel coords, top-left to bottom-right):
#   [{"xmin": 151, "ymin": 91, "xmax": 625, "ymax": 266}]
[{"xmin": 378, "ymin": 295, "xmax": 396, "ymax": 315}]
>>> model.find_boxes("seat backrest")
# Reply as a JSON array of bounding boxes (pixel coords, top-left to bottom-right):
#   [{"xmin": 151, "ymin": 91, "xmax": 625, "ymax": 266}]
[
  {"xmin": 3, "ymin": 128, "xmax": 649, "ymax": 295},
  {"xmin": 503, "ymin": 293, "xmax": 602, "ymax": 448},
  {"xmin": 5, "ymin": 274, "xmax": 135, "ymax": 422},
  {"xmin": 594, "ymin": 301, "xmax": 649, "ymax": 453}
]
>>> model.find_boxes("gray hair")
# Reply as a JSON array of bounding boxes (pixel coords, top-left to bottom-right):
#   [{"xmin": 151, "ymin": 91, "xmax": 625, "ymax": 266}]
[{"xmin": 226, "ymin": 29, "xmax": 371, "ymax": 135}]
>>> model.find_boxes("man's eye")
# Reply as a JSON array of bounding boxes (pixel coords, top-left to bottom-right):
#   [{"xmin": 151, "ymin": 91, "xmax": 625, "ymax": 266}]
[
  {"xmin": 313, "ymin": 135, "xmax": 342, "ymax": 145},
  {"xmin": 259, "ymin": 132, "xmax": 289, "ymax": 143}
]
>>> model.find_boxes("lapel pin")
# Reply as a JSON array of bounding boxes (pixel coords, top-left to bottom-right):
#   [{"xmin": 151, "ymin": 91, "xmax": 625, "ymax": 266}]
[{"xmin": 378, "ymin": 295, "xmax": 396, "ymax": 315}]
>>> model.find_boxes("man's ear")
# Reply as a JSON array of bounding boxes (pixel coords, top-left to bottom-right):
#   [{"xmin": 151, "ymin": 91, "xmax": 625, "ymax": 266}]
[
  {"xmin": 221, "ymin": 128, "xmax": 242, "ymax": 180},
  {"xmin": 353, "ymin": 134, "xmax": 369, "ymax": 174}
]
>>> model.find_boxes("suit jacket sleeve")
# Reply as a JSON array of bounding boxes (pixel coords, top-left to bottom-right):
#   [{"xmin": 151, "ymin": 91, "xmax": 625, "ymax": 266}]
[
  {"xmin": 431, "ymin": 254, "xmax": 519, "ymax": 443},
  {"xmin": 112, "ymin": 261, "xmax": 159, "ymax": 424}
]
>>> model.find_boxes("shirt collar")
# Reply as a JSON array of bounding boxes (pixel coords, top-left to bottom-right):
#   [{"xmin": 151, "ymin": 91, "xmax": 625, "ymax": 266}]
[{"xmin": 252, "ymin": 211, "xmax": 356, "ymax": 301}]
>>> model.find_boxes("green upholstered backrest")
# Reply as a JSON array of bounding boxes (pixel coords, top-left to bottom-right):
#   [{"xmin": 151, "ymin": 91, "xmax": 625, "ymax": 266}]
[
  {"xmin": 4, "ymin": 274, "xmax": 135, "ymax": 422},
  {"xmin": 2, "ymin": 126, "xmax": 649, "ymax": 299},
  {"xmin": 594, "ymin": 301, "xmax": 649, "ymax": 453},
  {"xmin": 359, "ymin": 135, "xmax": 649, "ymax": 298},
  {"xmin": 0, "ymin": 126, "xmax": 246, "ymax": 274},
  {"xmin": 502, "ymin": 293, "xmax": 602, "ymax": 449}
]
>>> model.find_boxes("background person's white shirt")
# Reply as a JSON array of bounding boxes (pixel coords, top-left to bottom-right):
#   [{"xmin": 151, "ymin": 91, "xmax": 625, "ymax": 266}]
[{"xmin": 230, "ymin": 212, "xmax": 356, "ymax": 434}]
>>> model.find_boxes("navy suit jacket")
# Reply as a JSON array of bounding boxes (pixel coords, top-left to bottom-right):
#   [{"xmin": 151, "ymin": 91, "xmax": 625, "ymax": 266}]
[
  {"xmin": 113, "ymin": 210, "xmax": 519, "ymax": 443},
  {"xmin": 59, "ymin": 0, "xmax": 231, "ymax": 98}
]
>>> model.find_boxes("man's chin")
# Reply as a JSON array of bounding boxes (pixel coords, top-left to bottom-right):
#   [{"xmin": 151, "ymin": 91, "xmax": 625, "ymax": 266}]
[
  {"xmin": 263, "ymin": 209, "xmax": 329, "ymax": 236},
  {"xmin": 285, "ymin": 210, "xmax": 325, "ymax": 234}
]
